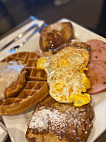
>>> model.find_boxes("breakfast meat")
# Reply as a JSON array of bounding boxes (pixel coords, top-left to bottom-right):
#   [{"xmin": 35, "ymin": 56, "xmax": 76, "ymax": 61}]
[
  {"xmin": 86, "ymin": 61, "xmax": 106, "ymax": 94},
  {"xmin": 85, "ymin": 39, "xmax": 106, "ymax": 94},
  {"xmin": 26, "ymin": 96, "xmax": 94, "ymax": 142},
  {"xmin": 40, "ymin": 22, "xmax": 73, "ymax": 52},
  {"xmin": 86, "ymin": 39, "xmax": 106, "ymax": 63},
  {"xmin": 5, "ymin": 68, "xmax": 27, "ymax": 98},
  {"xmin": 37, "ymin": 42, "xmax": 91, "ymax": 107}
]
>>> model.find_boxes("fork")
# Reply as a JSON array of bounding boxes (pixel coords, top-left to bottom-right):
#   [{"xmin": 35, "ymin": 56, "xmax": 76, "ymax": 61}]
[
  {"xmin": 0, "ymin": 23, "xmax": 38, "ymax": 52},
  {"xmin": 9, "ymin": 23, "xmax": 47, "ymax": 53}
]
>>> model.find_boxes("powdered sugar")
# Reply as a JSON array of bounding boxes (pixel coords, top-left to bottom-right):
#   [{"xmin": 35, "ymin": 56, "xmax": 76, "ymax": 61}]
[
  {"xmin": 29, "ymin": 105, "xmax": 90, "ymax": 139},
  {"xmin": 29, "ymin": 107, "xmax": 67, "ymax": 132}
]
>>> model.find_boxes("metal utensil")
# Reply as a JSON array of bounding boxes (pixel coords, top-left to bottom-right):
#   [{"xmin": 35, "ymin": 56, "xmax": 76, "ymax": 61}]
[
  {"xmin": 9, "ymin": 23, "xmax": 47, "ymax": 53},
  {"xmin": 0, "ymin": 23, "xmax": 38, "ymax": 52},
  {"xmin": 0, "ymin": 122, "xmax": 7, "ymax": 132}
]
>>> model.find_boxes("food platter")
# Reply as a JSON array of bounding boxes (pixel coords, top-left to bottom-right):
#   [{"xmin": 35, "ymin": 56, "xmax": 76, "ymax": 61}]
[{"xmin": 0, "ymin": 19, "xmax": 106, "ymax": 142}]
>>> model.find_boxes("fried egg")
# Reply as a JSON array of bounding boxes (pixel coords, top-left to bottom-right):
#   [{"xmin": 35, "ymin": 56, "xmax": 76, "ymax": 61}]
[{"xmin": 37, "ymin": 45, "xmax": 91, "ymax": 106}]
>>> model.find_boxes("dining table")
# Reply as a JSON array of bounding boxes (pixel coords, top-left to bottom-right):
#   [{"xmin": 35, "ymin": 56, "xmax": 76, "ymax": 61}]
[{"xmin": 0, "ymin": 16, "xmax": 106, "ymax": 142}]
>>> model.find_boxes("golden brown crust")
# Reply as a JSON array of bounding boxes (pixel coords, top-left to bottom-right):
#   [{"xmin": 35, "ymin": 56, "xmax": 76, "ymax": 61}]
[
  {"xmin": 26, "ymin": 131, "xmax": 70, "ymax": 142},
  {"xmin": 26, "ymin": 96, "xmax": 94, "ymax": 142},
  {"xmin": 5, "ymin": 68, "xmax": 27, "ymax": 98},
  {"xmin": 40, "ymin": 22, "xmax": 73, "ymax": 52},
  {"xmin": 0, "ymin": 51, "xmax": 49, "ymax": 115}
]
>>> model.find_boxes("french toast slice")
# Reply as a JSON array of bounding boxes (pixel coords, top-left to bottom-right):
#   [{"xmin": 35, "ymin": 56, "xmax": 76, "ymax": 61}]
[
  {"xmin": 26, "ymin": 96, "xmax": 94, "ymax": 142},
  {"xmin": 40, "ymin": 22, "xmax": 73, "ymax": 52}
]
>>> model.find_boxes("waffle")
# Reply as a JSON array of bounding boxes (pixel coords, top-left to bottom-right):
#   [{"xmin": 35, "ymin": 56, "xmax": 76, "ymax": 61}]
[{"xmin": 0, "ymin": 51, "xmax": 49, "ymax": 115}]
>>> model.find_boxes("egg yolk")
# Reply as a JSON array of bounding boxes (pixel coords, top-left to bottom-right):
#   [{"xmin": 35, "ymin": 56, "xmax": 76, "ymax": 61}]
[
  {"xmin": 69, "ymin": 93, "xmax": 90, "ymax": 107},
  {"xmin": 37, "ymin": 57, "xmax": 46, "ymax": 69},
  {"xmin": 82, "ymin": 73, "xmax": 91, "ymax": 92},
  {"xmin": 37, "ymin": 56, "xmax": 91, "ymax": 107}
]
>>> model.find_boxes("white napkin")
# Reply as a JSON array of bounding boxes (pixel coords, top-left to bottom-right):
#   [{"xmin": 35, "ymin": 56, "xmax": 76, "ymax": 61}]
[
  {"xmin": 3, "ymin": 107, "xmax": 35, "ymax": 142},
  {"xmin": 0, "ymin": 117, "xmax": 8, "ymax": 142}
]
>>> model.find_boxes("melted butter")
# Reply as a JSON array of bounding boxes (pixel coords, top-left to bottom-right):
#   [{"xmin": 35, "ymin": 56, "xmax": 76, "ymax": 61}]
[{"xmin": 0, "ymin": 61, "xmax": 24, "ymax": 100}]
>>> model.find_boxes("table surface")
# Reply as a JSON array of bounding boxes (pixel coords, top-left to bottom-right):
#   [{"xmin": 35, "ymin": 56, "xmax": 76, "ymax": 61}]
[{"xmin": 1, "ymin": 17, "xmax": 106, "ymax": 142}]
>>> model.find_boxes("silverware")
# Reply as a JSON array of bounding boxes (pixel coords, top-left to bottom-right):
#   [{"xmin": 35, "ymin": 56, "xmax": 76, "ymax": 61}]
[
  {"xmin": 0, "ymin": 23, "xmax": 38, "ymax": 52},
  {"xmin": 9, "ymin": 23, "xmax": 47, "ymax": 53},
  {"xmin": 0, "ymin": 122, "xmax": 7, "ymax": 132}
]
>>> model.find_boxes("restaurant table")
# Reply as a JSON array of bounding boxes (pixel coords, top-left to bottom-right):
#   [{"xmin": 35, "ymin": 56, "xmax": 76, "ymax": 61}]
[{"xmin": 0, "ymin": 16, "xmax": 106, "ymax": 142}]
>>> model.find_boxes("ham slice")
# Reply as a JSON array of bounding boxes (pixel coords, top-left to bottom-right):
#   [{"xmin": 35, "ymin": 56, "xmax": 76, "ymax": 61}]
[
  {"xmin": 86, "ymin": 61, "xmax": 106, "ymax": 94},
  {"xmin": 86, "ymin": 39, "xmax": 106, "ymax": 63}
]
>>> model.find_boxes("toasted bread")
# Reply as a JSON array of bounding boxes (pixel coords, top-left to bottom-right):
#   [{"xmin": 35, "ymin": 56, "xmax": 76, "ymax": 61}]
[
  {"xmin": 26, "ymin": 96, "xmax": 94, "ymax": 142},
  {"xmin": 40, "ymin": 22, "xmax": 73, "ymax": 52}
]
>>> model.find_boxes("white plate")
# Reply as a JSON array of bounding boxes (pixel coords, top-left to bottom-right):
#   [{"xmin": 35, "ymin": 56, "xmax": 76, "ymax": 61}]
[{"xmin": 0, "ymin": 18, "xmax": 106, "ymax": 142}]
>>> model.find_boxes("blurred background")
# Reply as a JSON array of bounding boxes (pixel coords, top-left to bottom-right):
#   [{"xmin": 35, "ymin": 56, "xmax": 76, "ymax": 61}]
[{"xmin": 0, "ymin": 0, "xmax": 106, "ymax": 39}]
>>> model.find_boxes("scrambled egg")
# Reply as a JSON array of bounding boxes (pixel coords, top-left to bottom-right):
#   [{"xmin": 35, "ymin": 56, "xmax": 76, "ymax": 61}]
[{"xmin": 37, "ymin": 46, "xmax": 91, "ymax": 106}]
